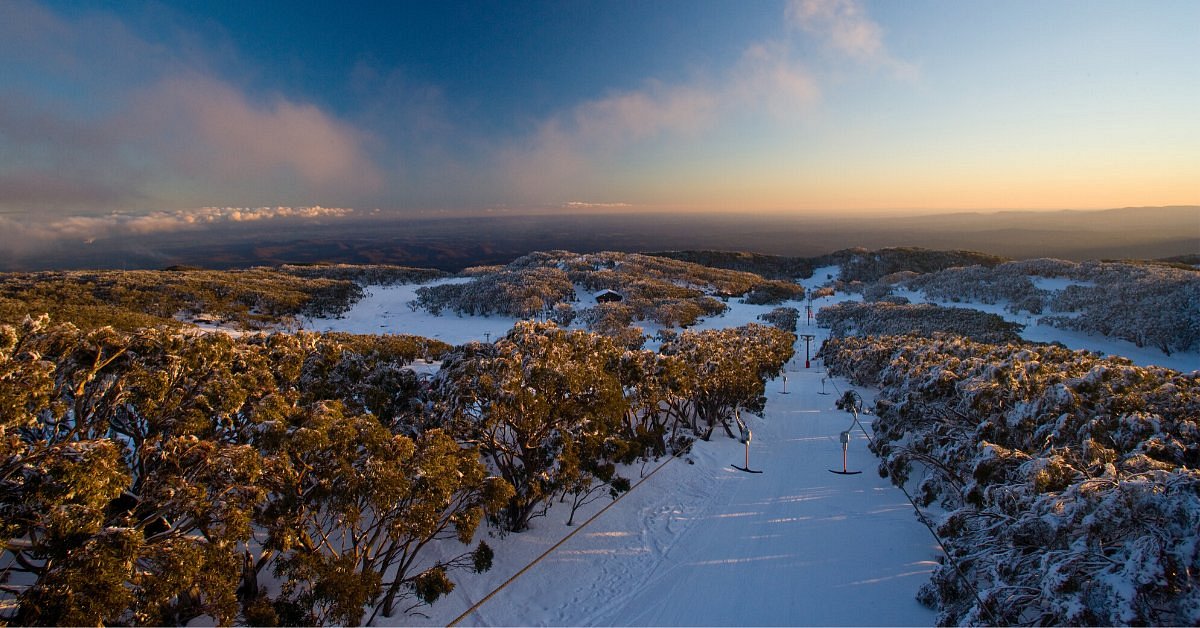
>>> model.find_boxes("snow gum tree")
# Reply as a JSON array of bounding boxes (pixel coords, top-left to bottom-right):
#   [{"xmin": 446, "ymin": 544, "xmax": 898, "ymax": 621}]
[
  {"xmin": 292, "ymin": 332, "xmax": 451, "ymax": 433},
  {"xmin": 612, "ymin": 348, "xmax": 695, "ymax": 459},
  {"xmin": 1, "ymin": 319, "xmax": 503, "ymax": 626},
  {"xmin": 758, "ymin": 306, "xmax": 799, "ymax": 333},
  {"xmin": 256, "ymin": 401, "xmax": 510, "ymax": 625},
  {"xmin": 1, "ymin": 318, "xmax": 270, "ymax": 625},
  {"xmin": 660, "ymin": 324, "xmax": 794, "ymax": 440},
  {"xmin": 435, "ymin": 321, "xmax": 630, "ymax": 532}
]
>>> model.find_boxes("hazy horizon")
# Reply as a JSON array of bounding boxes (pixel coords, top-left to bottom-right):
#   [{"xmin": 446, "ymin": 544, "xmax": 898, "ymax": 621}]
[{"xmin": 2, "ymin": 205, "xmax": 1195, "ymax": 273}]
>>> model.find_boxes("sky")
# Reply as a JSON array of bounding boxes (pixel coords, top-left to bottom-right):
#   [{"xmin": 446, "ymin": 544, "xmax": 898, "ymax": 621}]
[{"xmin": 1, "ymin": 0, "xmax": 1198, "ymax": 237}]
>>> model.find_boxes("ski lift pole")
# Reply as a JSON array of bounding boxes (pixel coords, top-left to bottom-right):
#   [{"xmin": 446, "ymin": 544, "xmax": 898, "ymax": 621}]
[
  {"xmin": 732, "ymin": 424, "xmax": 762, "ymax": 473},
  {"xmin": 830, "ymin": 409, "xmax": 863, "ymax": 475},
  {"xmin": 799, "ymin": 334, "xmax": 815, "ymax": 368}
]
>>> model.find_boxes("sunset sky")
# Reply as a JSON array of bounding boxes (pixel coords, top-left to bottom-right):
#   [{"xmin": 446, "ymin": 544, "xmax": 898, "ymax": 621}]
[{"xmin": 2, "ymin": 0, "xmax": 1197, "ymax": 224}]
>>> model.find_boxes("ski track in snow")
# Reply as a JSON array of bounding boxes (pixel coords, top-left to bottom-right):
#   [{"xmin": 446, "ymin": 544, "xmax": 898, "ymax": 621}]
[{"xmin": 300, "ymin": 267, "xmax": 1194, "ymax": 626}]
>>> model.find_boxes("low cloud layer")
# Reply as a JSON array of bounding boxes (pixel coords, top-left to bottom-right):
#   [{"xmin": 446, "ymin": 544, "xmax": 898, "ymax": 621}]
[
  {"xmin": 563, "ymin": 201, "xmax": 634, "ymax": 210},
  {"xmin": 0, "ymin": 206, "xmax": 355, "ymax": 256}
]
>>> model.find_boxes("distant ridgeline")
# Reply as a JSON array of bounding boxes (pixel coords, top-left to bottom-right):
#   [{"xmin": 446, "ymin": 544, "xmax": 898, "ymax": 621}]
[{"xmin": 1, "ymin": 246, "xmax": 1196, "ymax": 626}]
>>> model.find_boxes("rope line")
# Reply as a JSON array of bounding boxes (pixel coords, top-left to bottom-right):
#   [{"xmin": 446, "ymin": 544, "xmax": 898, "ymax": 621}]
[{"xmin": 448, "ymin": 452, "xmax": 677, "ymax": 626}]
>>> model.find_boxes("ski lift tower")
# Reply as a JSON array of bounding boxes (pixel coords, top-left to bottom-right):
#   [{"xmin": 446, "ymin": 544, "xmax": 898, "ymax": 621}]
[{"xmin": 798, "ymin": 334, "xmax": 815, "ymax": 369}]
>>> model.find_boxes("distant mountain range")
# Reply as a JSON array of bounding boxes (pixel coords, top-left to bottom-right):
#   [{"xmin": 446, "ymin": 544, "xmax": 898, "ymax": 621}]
[{"xmin": 3, "ymin": 205, "xmax": 1195, "ymax": 271}]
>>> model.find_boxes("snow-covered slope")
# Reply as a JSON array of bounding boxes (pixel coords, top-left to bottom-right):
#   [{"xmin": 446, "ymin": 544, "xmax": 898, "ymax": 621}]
[
  {"xmin": 302, "ymin": 264, "xmax": 1193, "ymax": 626},
  {"xmin": 432, "ymin": 360, "xmax": 936, "ymax": 626}
]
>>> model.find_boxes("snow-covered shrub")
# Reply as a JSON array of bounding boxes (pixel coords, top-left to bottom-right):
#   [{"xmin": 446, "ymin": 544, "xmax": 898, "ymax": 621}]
[
  {"xmin": 279, "ymin": 263, "xmax": 448, "ymax": 286},
  {"xmin": 412, "ymin": 267, "xmax": 576, "ymax": 318},
  {"xmin": 758, "ymin": 306, "xmax": 799, "ymax": 332},
  {"xmin": 900, "ymin": 259, "xmax": 1200, "ymax": 353},
  {"xmin": 822, "ymin": 247, "xmax": 1006, "ymax": 283},
  {"xmin": 742, "ymin": 280, "xmax": 804, "ymax": 305},
  {"xmin": 815, "ymin": 302, "xmax": 1024, "ymax": 343},
  {"xmin": 861, "ymin": 281, "xmax": 895, "ymax": 302},
  {"xmin": 1042, "ymin": 263, "xmax": 1200, "ymax": 355},
  {"xmin": 903, "ymin": 264, "xmax": 1046, "ymax": 310},
  {"xmin": 820, "ymin": 335, "xmax": 1200, "ymax": 625},
  {"xmin": 409, "ymin": 250, "xmax": 773, "ymax": 329}
]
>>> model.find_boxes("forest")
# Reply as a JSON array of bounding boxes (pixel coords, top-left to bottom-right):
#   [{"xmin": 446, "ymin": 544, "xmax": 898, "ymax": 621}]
[
  {"xmin": 0, "ymin": 265, "xmax": 445, "ymax": 332},
  {"xmin": 0, "ymin": 314, "xmax": 792, "ymax": 625},
  {"xmin": 1, "ymin": 246, "xmax": 1196, "ymax": 625}
]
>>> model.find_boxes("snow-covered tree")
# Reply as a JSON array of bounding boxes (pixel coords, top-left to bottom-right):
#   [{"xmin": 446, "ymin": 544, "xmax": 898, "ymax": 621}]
[
  {"xmin": 661, "ymin": 324, "xmax": 794, "ymax": 440},
  {"xmin": 255, "ymin": 403, "xmax": 510, "ymax": 625},
  {"xmin": 758, "ymin": 306, "xmax": 799, "ymax": 332},
  {"xmin": 434, "ymin": 321, "xmax": 631, "ymax": 532},
  {"xmin": 816, "ymin": 301, "xmax": 1023, "ymax": 343}
]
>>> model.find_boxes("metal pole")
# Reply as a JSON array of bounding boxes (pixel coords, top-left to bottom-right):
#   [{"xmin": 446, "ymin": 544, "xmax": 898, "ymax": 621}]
[{"xmin": 799, "ymin": 334, "xmax": 815, "ymax": 369}]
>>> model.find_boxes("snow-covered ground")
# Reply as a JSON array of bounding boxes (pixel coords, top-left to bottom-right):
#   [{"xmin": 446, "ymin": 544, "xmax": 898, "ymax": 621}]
[
  {"xmin": 304, "ymin": 278, "xmax": 520, "ymax": 345},
  {"xmin": 296, "ymin": 266, "xmax": 1194, "ymax": 626}
]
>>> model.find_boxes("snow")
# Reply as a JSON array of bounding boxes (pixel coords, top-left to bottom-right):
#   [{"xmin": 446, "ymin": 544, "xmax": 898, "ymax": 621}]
[
  {"xmin": 304, "ymin": 278, "xmax": 519, "ymax": 345},
  {"xmin": 804, "ymin": 266, "xmax": 842, "ymax": 290},
  {"xmin": 306, "ymin": 281, "xmax": 935, "ymax": 625},
  {"xmin": 294, "ymin": 264, "xmax": 1192, "ymax": 625},
  {"xmin": 1029, "ymin": 276, "xmax": 1095, "ymax": 291}
]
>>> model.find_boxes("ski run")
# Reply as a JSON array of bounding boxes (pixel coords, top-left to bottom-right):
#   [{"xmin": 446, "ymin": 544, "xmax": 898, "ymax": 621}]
[{"xmin": 297, "ymin": 266, "xmax": 1195, "ymax": 626}]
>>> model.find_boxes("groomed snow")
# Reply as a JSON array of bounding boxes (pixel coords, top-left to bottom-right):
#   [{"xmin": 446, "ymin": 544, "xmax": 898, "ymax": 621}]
[{"xmin": 424, "ymin": 359, "xmax": 939, "ymax": 626}]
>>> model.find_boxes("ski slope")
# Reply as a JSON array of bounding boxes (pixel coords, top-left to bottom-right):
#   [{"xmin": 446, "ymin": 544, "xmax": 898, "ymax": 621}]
[
  {"xmin": 438, "ymin": 355, "xmax": 939, "ymax": 626},
  {"xmin": 298, "ymin": 266, "xmax": 1193, "ymax": 626}
]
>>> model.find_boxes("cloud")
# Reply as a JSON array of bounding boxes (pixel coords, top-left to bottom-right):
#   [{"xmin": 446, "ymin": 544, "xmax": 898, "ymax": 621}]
[
  {"xmin": 0, "ymin": 2, "xmax": 382, "ymax": 213},
  {"xmin": 495, "ymin": 0, "xmax": 916, "ymax": 206},
  {"xmin": 563, "ymin": 201, "xmax": 634, "ymax": 210},
  {"xmin": 733, "ymin": 42, "xmax": 821, "ymax": 117},
  {"xmin": 785, "ymin": 0, "xmax": 913, "ymax": 76},
  {"xmin": 0, "ymin": 206, "xmax": 356, "ymax": 255},
  {"xmin": 500, "ymin": 45, "xmax": 822, "ymax": 204},
  {"xmin": 499, "ymin": 81, "xmax": 722, "ymax": 200},
  {"xmin": 128, "ymin": 75, "xmax": 382, "ymax": 195}
]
